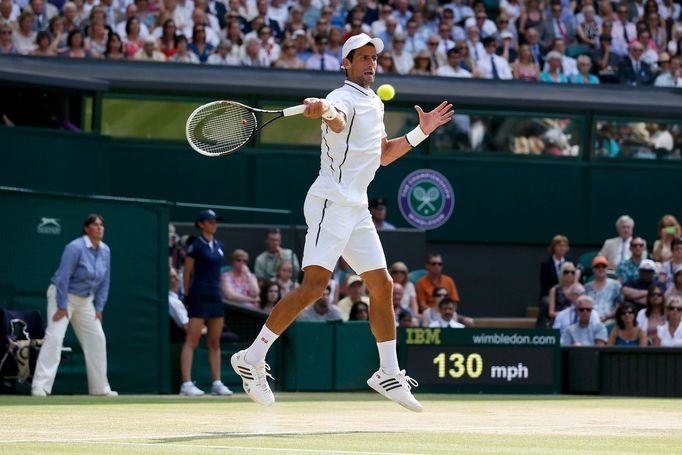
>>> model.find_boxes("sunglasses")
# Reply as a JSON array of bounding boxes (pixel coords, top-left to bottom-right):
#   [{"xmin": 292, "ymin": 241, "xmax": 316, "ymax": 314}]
[
  {"xmin": 430, "ymin": 262, "xmax": 443, "ymax": 266},
  {"xmin": 392, "ymin": 270, "xmax": 407, "ymax": 274},
  {"xmin": 577, "ymin": 308, "xmax": 592, "ymax": 312},
  {"xmin": 668, "ymin": 307, "xmax": 682, "ymax": 312},
  {"xmin": 593, "ymin": 264, "xmax": 607, "ymax": 269},
  {"xmin": 623, "ymin": 310, "xmax": 634, "ymax": 315},
  {"xmin": 632, "ymin": 243, "xmax": 645, "ymax": 247},
  {"xmin": 435, "ymin": 293, "xmax": 448, "ymax": 297},
  {"xmin": 563, "ymin": 270, "xmax": 576, "ymax": 275},
  {"xmin": 233, "ymin": 258, "xmax": 248, "ymax": 263},
  {"xmin": 428, "ymin": 42, "xmax": 439, "ymax": 46},
  {"xmin": 651, "ymin": 293, "xmax": 664, "ymax": 297}
]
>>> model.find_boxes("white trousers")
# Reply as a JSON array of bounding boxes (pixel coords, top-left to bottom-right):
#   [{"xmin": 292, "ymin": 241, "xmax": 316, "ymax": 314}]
[{"xmin": 32, "ymin": 284, "xmax": 113, "ymax": 395}]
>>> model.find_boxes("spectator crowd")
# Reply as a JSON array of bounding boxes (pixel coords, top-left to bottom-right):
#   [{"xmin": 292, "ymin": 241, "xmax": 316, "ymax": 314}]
[{"xmin": 1, "ymin": 0, "xmax": 681, "ymax": 86}]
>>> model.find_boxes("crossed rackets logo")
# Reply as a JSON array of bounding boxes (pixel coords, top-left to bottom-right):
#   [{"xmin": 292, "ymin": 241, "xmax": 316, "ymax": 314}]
[{"xmin": 398, "ymin": 169, "xmax": 454, "ymax": 230}]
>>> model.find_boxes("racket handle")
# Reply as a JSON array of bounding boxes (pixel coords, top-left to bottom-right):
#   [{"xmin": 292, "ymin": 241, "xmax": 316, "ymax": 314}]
[{"xmin": 282, "ymin": 104, "xmax": 306, "ymax": 117}]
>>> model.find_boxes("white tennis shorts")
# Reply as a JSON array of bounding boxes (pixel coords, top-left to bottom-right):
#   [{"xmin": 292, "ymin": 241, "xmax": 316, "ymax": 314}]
[{"xmin": 301, "ymin": 193, "xmax": 387, "ymax": 274}]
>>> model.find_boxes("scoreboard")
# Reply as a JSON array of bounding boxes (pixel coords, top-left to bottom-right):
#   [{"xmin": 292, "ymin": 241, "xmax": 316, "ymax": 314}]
[{"xmin": 398, "ymin": 328, "xmax": 560, "ymax": 393}]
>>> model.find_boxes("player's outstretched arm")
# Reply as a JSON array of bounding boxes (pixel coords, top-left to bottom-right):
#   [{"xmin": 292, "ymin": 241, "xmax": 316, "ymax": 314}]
[
  {"xmin": 381, "ymin": 101, "xmax": 454, "ymax": 166},
  {"xmin": 303, "ymin": 97, "xmax": 346, "ymax": 133}
]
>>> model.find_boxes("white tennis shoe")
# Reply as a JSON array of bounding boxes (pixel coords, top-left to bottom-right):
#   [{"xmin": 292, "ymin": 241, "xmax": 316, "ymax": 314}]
[
  {"xmin": 367, "ymin": 369, "xmax": 423, "ymax": 413},
  {"xmin": 179, "ymin": 382, "xmax": 205, "ymax": 396},
  {"xmin": 231, "ymin": 349, "xmax": 275, "ymax": 406},
  {"xmin": 211, "ymin": 381, "xmax": 234, "ymax": 396}
]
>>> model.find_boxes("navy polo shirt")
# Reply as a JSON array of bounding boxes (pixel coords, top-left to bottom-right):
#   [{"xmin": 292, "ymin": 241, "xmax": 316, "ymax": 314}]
[{"xmin": 187, "ymin": 236, "xmax": 224, "ymax": 296}]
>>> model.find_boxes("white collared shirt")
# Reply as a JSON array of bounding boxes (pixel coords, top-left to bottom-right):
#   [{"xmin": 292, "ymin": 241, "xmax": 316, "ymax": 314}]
[{"xmin": 308, "ymin": 80, "xmax": 387, "ymax": 206}]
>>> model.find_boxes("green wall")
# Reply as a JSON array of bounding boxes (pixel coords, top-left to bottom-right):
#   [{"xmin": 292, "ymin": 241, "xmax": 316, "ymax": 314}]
[
  {"xmin": 0, "ymin": 188, "xmax": 170, "ymax": 393},
  {"xmin": 1, "ymin": 125, "xmax": 675, "ymax": 245}
]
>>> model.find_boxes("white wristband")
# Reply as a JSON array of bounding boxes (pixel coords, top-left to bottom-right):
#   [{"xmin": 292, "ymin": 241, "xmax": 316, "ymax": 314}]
[
  {"xmin": 321, "ymin": 105, "xmax": 337, "ymax": 121},
  {"xmin": 405, "ymin": 126, "xmax": 428, "ymax": 147}
]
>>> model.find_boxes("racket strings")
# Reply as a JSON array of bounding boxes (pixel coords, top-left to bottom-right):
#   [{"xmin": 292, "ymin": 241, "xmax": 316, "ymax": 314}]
[{"xmin": 187, "ymin": 103, "xmax": 257, "ymax": 155}]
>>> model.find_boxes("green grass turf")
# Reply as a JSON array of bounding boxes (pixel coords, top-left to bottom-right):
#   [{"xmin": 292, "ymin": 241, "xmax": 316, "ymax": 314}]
[{"xmin": 1, "ymin": 393, "xmax": 679, "ymax": 454}]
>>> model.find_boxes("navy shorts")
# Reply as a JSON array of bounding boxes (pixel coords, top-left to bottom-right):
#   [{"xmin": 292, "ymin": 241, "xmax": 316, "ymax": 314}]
[{"xmin": 186, "ymin": 293, "xmax": 224, "ymax": 319}]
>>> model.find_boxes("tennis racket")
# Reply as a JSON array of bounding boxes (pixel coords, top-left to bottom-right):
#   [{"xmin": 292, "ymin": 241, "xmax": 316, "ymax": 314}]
[{"xmin": 186, "ymin": 101, "xmax": 306, "ymax": 157}]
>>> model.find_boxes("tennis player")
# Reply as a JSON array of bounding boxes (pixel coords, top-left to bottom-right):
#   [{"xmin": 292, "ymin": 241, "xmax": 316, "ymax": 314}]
[{"xmin": 232, "ymin": 33, "xmax": 453, "ymax": 412}]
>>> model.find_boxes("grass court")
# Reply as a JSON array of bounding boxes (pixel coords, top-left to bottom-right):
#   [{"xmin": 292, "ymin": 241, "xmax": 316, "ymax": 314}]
[{"xmin": 1, "ymin": 393, "xmax": 679, "ymax": 454}]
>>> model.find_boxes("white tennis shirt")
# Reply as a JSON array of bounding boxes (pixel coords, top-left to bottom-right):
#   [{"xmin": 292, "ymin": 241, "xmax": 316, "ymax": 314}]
[{"xmin": 307, "ymin": 80, "xmax": 388, "ymax": 206}]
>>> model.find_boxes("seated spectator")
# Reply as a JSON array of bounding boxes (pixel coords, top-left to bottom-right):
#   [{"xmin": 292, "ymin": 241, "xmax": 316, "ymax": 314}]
[
  {"xmin": 305, "ymin": 33, "xmax": 339, "ymax": 71},
  {"xmin": 539, "ymin": 0, "xmax": 576, "ymax": 48},
  {"xmin": 426, "ymin": 34, "xmax": 447, "ymax": 68},
  {"xmin": 465, "ymin": 8, "xmax": 495, "ymax": 40},
  {"xmin": 398, "ymin": 310, "xmax": 417, "ymax": 327},
  {"xmin": 220, "ymin": 249, "xmax": 259, "ymax": 307},
  {"xmin": 637, "ymin": 284, "xmax": 667, "ymax": 343},
  {"xmin": 664, "ymin": 265, "xmax": 682, "ymax": 300},
  {"xmin": 14, "ymin": 11, "xmax": 37, "ymax": 54},
  {"xmin": 655, "ymin": 296, "xmax": 682, "ymax": 346},
  {"xmin": 391, "ymin": 33, "xmax": 413, "ymax": 75},
  {"xmin": 298, "ymin": 286, "xmax": 343, "ymax": 321},
  {"xmin": 660, "ymin": 239, "xmax": 682, "ymax": 288},
  {"xmin": 116, "ymin": 4, "xmax": 150, "ymax": 41},
  {"xmin": 555, "ymin": 292, "xmax": 601, "ymax": 338},
  {"xmin": 611, "ymin": 5, "xmax": 635, "ymax": 57},
  {"xmin": 257, "ymin": 25, "xmax": 280, "ymax": 64},
  {"xmin": 549, "ymin": 264, "xmax": 581, "ymax": 319},
  {"xmin": 222, "ymin": 20, "xmax": 245, "ymax": 61},
  {"xmin": 327, "ymin": 26, "xmax": 342, "ymax": 62},
  {"xmin": 207, "ymin": 39, "xmax": 238, "ymax": 65},
  {"xmin": 61, "ymin": 29, "xmax": 91, "ymax": 58},
  {"xmin": 456, "ymin": 39, "xmax": 478, "ymax": 74},
  {"xmin": 539, "ymin": 51, "xmax": 569, "ymax": 83},
  {"xmin": 512, "ymin": 44, "xmax": 540, "ymax": 81},
  {"xmin": 538, "ymin": 234, "xmax": 580, "ymax": 326},
  {"xmin": 477, "ymin": 36, "xmax": 512, "ymax": 79},
  {"xmin": 376, "ymin": 16, "xmax": 401, "ymax": 52},
  {"xmin": 623, "ymin": 259, "xmax": 663, "ymax": 312},
  {"xmin": 389, "ymin": 261, "xmax": 417, "ymax": 314},
  {"xmin": 585, "ymin": 256, "xmax": 622, "ymax": 323},
  {"xmin": 85, "ymin": 17, "xmax": 108, "ymax": 57},
  {"xmin": 436, "ymin": 47, "xmax": 472, "ymax": 78},
  {"xmin": 429, "ymin": 298, "xmax": 465, "ymax": 328},
  {"xmin": 576, "ymin": 5, "xmax": 600, "ymax": 49},
  {"xmin": 157, "ymin": 19, "xmax": 177, "ymax": 58},
  {"xmin": 619, "ymin": 41, "xmax": 655, "ymax": 86},
  {"xmin": 392, "ymin": 282, "xmax": 416, "ymax": 325},
  {"xmin": 593, "ymin": 32, "xmax": 622, "ymax": 83},
  {"xmin": 254, "ymin": 228, "xmax": 300, "ymax": 285},
  {"xmin": 416, "ymin": 253, "xmax": 460, "ymax": 316},
  {"xmin": 31, "ymin": 30, "xmax": 57, "ymax": 56},
  {"xmin": 170, "ymin": 34, "xmax": 199, "ymax": 63},
  {"xmin": 377, "ymin": 50, "xmax": 398, "ymax": 74},
  {"xmin": 496, "ymin": 31, "xmax": 517, "ymax": 63},
  {"xmin": 524, "ymin": 27, "xmax": 543, "ymax": 68},
  {"xmin": 655, "ymin": 55, "xmax": 681, "ymax": 87},
  {"xmin": 292, "ymin": 29, "xmax": 312, "ymax": 63},
  {"xmin": 273, "ymin": 39, "xmax": 304, "ymax": 69},
  {"xmin": 242, "ymin": 37, "xmax": 270, "ymax": 66},
  {"xmin": 349, "ymin": 301, "xmax": 369, "ymax": 321},
  {"xmin": 337, "ymin": 275, "xmax": 370, "ymax": 321},
  {"xmin": 570, "ymin": 55, "xmax": 599, "ymax": 84},
  {"xmin": 636, "ymin": 29, "xmax": 659, "ymax": 69},
  {"xmin": 616, "ymin": 237, "xmax": 648, "ymax": 283},
  {"xmin": 103, "ymin": 32, "xmax": 126, "ymax": 59},
  {"xmin": 169, "ymin": 267, "xmax": 191, "ymax": 333},
  {"xmin": 258, "ymin": 280, "xmax": 280, "ymax": 314},
  {"xmin": 410, "ymin": 49, "xmax": 434, "ymax": 75},
  {"xmin": 560, "ymin": 295, "xmax": 607, "ymax": 346},
  {"xmin": 275, "ymin": 261, "xmax": 298, "ymax": 297},
  {"xmin": 599, "ymin": 215, "xmax": 634, "ymax": 271},
  {"xmin": 123, "ymin": 16, "xmax": 144, "ymax": 58},
  {"xmin": 607, "ymin": 302, "xmax": 647, "ymax": 346},
  {"xmin": 134, "ymin": 35, "xmax": 166, "ymax": 61},
  {"xmin": 652, "ymin": 214, "xmax": 682, "ymax": 263},
  {"xmin": 369, "ymin": 197, "xmax": 395, "ymax": 230},
  {"xmin": 0, "ymin": 23, "xmax": 18, "ymax": 55},
  {"xmin": 189, "ymin": 23, "xmax": 214, "ymax": 63}
]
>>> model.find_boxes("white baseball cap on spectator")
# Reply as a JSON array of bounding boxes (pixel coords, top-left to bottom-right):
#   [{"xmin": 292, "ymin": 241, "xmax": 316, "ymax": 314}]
[
  {"xmin": 143, "ymin": 35, "xmax": 156, "ymax": 45},
  {"xmin": 500, "ymin": 31, "xmax": 513, "ymax": 40},
  {"xmin": 292, "ymin": 30, "xmax": 306, "ymax": 39},
  {"xmin": 639, "ymin": 259, "xmax": 657, "ymax": 272},
  {"xmin": 342, "ymin": 33, "xmax": 384, "ymax": 59},
  {"xmin": 673, "ymin": 264, "xmax": 682, "ymax": 276},
  {"xmin": 346, "ymin": 275, "xmax": 364, "ymax": 287}
]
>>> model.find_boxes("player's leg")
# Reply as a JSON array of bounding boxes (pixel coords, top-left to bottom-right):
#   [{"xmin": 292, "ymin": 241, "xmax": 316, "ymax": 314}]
[
  {"xmin": 343, "ymin": 208, "xmax": 423, "ymax": 412},
  {"xmin": 233, "ymin": 195, "xmax": 347, "ymax": 405},
  {"xmin": 179, "ymin": 317, "xmax": 206, "ymax": 396}
]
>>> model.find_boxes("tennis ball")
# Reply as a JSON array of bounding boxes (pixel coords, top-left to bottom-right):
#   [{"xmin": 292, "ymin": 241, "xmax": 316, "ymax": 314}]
[{"xmin": 377, "ymin": 84, "xmax": 395, "ymax": 101}]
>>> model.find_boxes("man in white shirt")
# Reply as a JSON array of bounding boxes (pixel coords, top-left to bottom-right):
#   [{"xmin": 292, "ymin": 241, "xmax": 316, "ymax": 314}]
[
  {"xmin": 465, "ymin": 25, "xmax": 485, "ymax": 62},
  {"xmin": 599, "ymin": 215, "xmax": 635, "ymax": 270},
  {"xmin": 542, "ymin": 38, "xmax": 577, "ymax": 76},
  {"xmin": 554, "ymin": 293, "xmax": 602, "ymax": 337},
  {"xmin": 464, "ymin": 10, "xmax": 496, "ymax": 39},
  {"xmin": 305, "ymin": 33, "xmax": 340, "ymax": 71},
  {"xmin": 437, "ymin": 47, "xmax": 472, "ymax": 78},
  {"xmin": 231, "ymin": 33, "xmax": 453, "ymax": 413},
  {"xmin": 560, "ymin": 295, "xmax": 607, "ymax": 346},
  {"xmin": 655, "ymin": 56, "xmax": 682, "ymax": 87},
  {"xmin": 611, "ymin": 5, "xmax": 636, "ymax": 57},
  {"xmin": 116, "ymin": 4, "xmax": 150, "ymax": 39},
  {"xmin": 477, "ymin": 37, "xmax": 512, "ymax": 79},
  {"xmin": 429, "ymin": 298, "xmax": 465, "ymax": 328}
]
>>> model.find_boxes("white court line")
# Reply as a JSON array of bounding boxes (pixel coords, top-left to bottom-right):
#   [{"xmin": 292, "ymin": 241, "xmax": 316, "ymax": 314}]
[{"xmin": 3, "ymin": 440, "xmax": 427, "ymax": 455}]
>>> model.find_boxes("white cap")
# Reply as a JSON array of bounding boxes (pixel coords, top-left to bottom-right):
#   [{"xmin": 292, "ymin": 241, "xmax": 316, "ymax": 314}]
[
  {"xmin": 500, "ymin": 31, "xmax": 513, "ymax": 40},
  {"xmin": 342, "ymin": 33, "xmax": 384, "ymax": 59},
  {"xmin": 639, "ymin": 259, "xmax": 656, "ymax": 272}
]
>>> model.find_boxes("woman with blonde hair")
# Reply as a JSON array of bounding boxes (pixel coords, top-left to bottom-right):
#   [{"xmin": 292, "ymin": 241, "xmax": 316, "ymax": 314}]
[
  {"xmin": 654, "ymin": 296, "xmax": 682, "ymax": 346},
  {"xmin": 549, "ymin": 262, "xmax": 579, "ymax": 319},
  {"xmin": 410, "ymin": 49, "xmax": 434, "ymax": 75},
  {"xmin": 512, "ymin": 44, "xmax": 540, "ymax": 81},
  {"xmin": 570, "ymin": 55, "xmax": 599, "ymax": 84},
  {"xmin": 389, "ymin": 262, "xmax": 418, "ymax": 316},
  {"xmin": 652, "ymin": 214, "xmax": 682, "ymax": 262},
  {"xmin": 220, "ymin": 249, "xmax": 260, "ymax": 307}
]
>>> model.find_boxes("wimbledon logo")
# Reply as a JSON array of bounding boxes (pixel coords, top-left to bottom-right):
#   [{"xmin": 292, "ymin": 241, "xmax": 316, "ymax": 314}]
[{"xmin": 398, "ymin": 169, "xmax": 454, "ymax": 230}]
